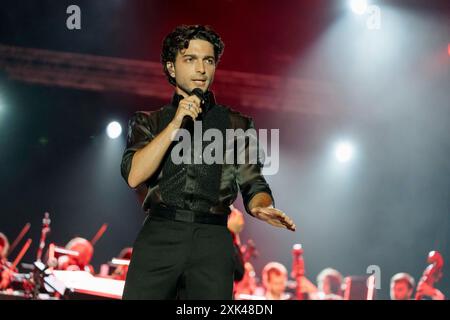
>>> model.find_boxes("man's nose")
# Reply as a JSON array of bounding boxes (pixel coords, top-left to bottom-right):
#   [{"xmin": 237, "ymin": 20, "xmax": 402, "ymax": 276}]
[{"xmin": 195, "ymin": 61, "xmax": 206, "ymax": 74}]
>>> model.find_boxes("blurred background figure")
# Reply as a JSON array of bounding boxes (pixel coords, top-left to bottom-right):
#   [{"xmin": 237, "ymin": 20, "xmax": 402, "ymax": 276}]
[
  {"xmin": 228, "ymin": 205, "xmax": 246, "ymax": 284},
  {"xmin": 0, "ymin": 233, "xmax": 10, "ymax": 263},
  {"xmin": 261, "ymin": 262, "xmax": 291, "ymax": 300},
  {"xmin": 390, "ymin": 272, "xmax": 415, "ymax": 300},
  {"xmin": 228, "ymin": 206, "xmax": 263, "ymax": 300},
  {"xmin": 110, "ymin": 247, "xmax": 133, "ymax": 280},
  {"xmin": 0, "ymin": 232, "xmax": 13, "ymax": 290},
  {"xmin": 234, "ymin": 262, "xmax": 258, "ymax": 299},
  {"xmin": 311, "ymin": 268, "xmax": 344, "ymax": 300},
  {"xmin": 390, "ymin": 272, "xmax": 445, "ymax": 300},
  {"xmin": 57, "ymin": 237, "xmax": 95, "ymax": 273}
]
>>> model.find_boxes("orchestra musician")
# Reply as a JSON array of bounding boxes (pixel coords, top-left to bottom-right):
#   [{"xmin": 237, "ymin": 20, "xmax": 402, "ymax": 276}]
[
  {"xmin": 390, "ymin": 272, "xmax": 415, "ymax": 300},
  {"xmin": 390, "ymin": 272, "xmax": 445, "ymax": 300},
  {"xmin": 310, "ymin": 268, "xmax": 344, "ymax": 300},
  {"xmin": 56, "ymin": 237, "xmax": 95, "ymax": 274},
  {"xmin": 0, "ymin": 233, "xmax": 13, "ymax": 290},
  {"xmin": 227, "ymin": 206, "xmax": 246, "ymax": 282},
  {"xmin": 261, "ymin": 262, "xmax": 292, "ymax": 300},
  {"xmin": 110, "ymin": 247, "xmax": 133, "ymax": 281}
]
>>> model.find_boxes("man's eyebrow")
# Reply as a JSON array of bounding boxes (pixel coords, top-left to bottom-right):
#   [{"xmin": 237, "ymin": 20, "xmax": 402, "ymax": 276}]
[{"xmin": 182, "ymin": 54, "xmax": 215, "ymax": 60}]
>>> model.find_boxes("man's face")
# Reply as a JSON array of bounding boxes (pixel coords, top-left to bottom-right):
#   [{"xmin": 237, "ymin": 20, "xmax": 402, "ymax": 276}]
[
  {"xmin": 391, "ymin": 280, "xmax": 413, "ymax": 300},
  {"xmin": 170, "ymin": 39, "xmax": 216, "ymax": 96},
  {"xmin": 321, "ymin": 276, "xmax": 341, "ymax": 295},
  {"xmin": 322, "ymin": 278, "xmax": 333, "ymax": 295},
  {"xmin": 267, "ymin": 273, "xmax": 287, "ymax": 297}
]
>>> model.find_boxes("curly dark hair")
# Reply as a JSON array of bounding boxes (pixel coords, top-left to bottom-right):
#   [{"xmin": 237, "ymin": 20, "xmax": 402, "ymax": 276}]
[{"xmin": 161, "ymin": 25, "xmax": 225, "ymax": 86}]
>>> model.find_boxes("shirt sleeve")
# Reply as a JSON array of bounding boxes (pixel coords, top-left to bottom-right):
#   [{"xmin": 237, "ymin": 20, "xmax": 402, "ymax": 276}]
[
  {"xmin": 120, "ymin": 111, "xmax": 158, "ymax": 187},
  {"xmin": 235, "ymin": 117, "xmax": 275, "ymax": 215}
]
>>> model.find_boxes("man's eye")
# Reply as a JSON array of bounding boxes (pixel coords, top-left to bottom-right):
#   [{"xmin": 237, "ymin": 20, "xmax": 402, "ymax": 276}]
[
  {"xmin": 185, "ymin": 58, "xmax": 193, "ymax": 62},
  {"xmin": 206, "ymin": 59, "xmax": 215, "ymax": 65}
]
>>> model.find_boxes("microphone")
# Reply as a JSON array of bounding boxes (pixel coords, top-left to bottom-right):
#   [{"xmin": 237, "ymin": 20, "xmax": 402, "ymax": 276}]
[{"xmin": 191, "ymin": 88, "xmax": 205, "ymax": 104}]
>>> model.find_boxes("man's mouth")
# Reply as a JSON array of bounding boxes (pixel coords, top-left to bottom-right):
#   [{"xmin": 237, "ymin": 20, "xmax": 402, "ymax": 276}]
[{"xmin": 192, "ymin": 79, "xmax": 207, "ymax": 86}]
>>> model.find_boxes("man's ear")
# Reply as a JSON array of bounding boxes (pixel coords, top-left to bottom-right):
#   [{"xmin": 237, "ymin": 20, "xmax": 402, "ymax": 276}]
[{"xmin": 167, "ymin": 62, "xmax": 175, "ymax": 78}]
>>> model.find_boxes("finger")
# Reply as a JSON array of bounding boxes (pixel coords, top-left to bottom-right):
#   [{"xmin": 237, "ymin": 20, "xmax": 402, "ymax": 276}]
[
  {"xmin": 255, "ymin": 207, "xmax": 275, "ymax": 216},
  {"xmin": 273, "ymin": 212, "xmax": 295, "ymax": 230},
  {"xmin": 190, "ymin": 103, "xmax": 202, "ymax": 114},
  {"xmin": 182, "ymin": 109, "xmax": 198, "ymax": 121},
  {"xmin": 186, "ymin": 106, "xmax": 199, "ymax": 119},
  {"xmin": 278, "ymin": 220, "xmax": 295, "ymax": 231},
  {"xmin": 184, "ymin": 97, "xmax": 201, "ymax": 111},
  {"xmin": 252, "ymin": 208, "xmax": 296, "ymax": 231},
  {"xmin": 254, "ymin": 208, "xmax": 286, "ymax": 223},
  {"xmin": 187, "ymin": 110, "xmax": 198, "ymax": 120},
  {"xmin": 285, "ymin": 217, "xmax": 294, "ymax": 226},
  {"xmin": 272, "ymin": 219, "xmax": 295, "ymax": 232},
  {"xmin": 180, "ymin": 103, "xmax": 200, "ymax": 119},
  {"xmin": 250, "ymin": 207, "xmax": 264, "ymax": 217},
  {"xmin": 253, "ymin": 208, "xmax": 275, "ymax": 221},
  {"xmin": 181, "ymin": 101, "xmax": 202, "ymax": 115},
  {"xmin": 186, "ymin": 95, "xmax": 202, "ymax": 107},
  {"xmin": 267, "ymin": 219, "xmax": 287, "ymax": 229},
  {"xmin": 260, "ymin": 208, "xmax": 289, "ymax": 223},
  {"xmin": 277, "ymin": 211, "xmax": 294, "ymax": 226},
  {"xmin": 282, "ymin": 220, "xmax": 296, "ymax": 231},
  {"xmin": 284, "ymin": 218, "xmax": 296, "ymax": 229}
]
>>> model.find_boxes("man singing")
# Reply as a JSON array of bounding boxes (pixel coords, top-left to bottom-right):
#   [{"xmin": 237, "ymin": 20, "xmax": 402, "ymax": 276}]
[{"xmin": 120, "ymin": 25, "xmax": 296, "ymax": 299}]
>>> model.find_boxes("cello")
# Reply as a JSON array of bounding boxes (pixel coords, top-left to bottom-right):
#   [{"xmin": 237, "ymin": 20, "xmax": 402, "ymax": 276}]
[{"xmin": 415, "ymin": 250, "xmax": 444, "ymax": 300}]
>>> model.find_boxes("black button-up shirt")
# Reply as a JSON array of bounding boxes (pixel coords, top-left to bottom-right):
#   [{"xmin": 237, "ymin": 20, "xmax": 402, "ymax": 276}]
[{"xmin": 120, "ymin": 92, "xmax": 274, "ymax": 216}]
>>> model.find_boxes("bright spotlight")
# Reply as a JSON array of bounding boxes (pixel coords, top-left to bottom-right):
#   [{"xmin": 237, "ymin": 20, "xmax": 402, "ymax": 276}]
[
  {"xmin": 350, "ymin": 0, "xmax": 367, "ymax": 15},
  {"xmin": 335, "ymin": 142, "xmax": 354, "ymax": 163},
  {"xmin": 106, "ymin": 121, "xmax": 122, "ymax": 139}
]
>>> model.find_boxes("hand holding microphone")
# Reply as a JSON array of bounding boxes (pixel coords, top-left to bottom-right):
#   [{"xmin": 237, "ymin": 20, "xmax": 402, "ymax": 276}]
[{"xmin": 171, "ymin": 89, "xmax": 205, "ymax": 129}]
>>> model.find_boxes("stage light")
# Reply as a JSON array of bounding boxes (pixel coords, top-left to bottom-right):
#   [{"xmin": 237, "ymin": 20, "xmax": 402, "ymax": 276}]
[
  {"xmin": 335, "ymin": 141, "xmax": 354, "ymax": 163},
  {"xmin": 106, "ymin": 121, "xmax": 122, "ymax": 139},
  {"xmin": 350, "ymin": 0, "xmax": 368, "ymax": 15}
]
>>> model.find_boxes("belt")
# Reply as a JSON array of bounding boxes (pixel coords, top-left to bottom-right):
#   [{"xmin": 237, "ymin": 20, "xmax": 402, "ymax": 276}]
[{"xmin": 149, "ymin": 203, "xmax": 228, "ymax": 226}]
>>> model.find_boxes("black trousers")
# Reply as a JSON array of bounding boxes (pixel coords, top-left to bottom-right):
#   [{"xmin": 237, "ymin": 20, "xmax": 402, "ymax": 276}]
[{"xmin": 122, "ymin": 215, "xmax": 235, "ymax": 300}]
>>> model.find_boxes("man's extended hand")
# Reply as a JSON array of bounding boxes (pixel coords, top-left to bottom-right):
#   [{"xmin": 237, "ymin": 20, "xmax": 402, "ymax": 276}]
[{"xmin": 250, "ymin": 207, "xmax": 296, "ymax": 232}]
